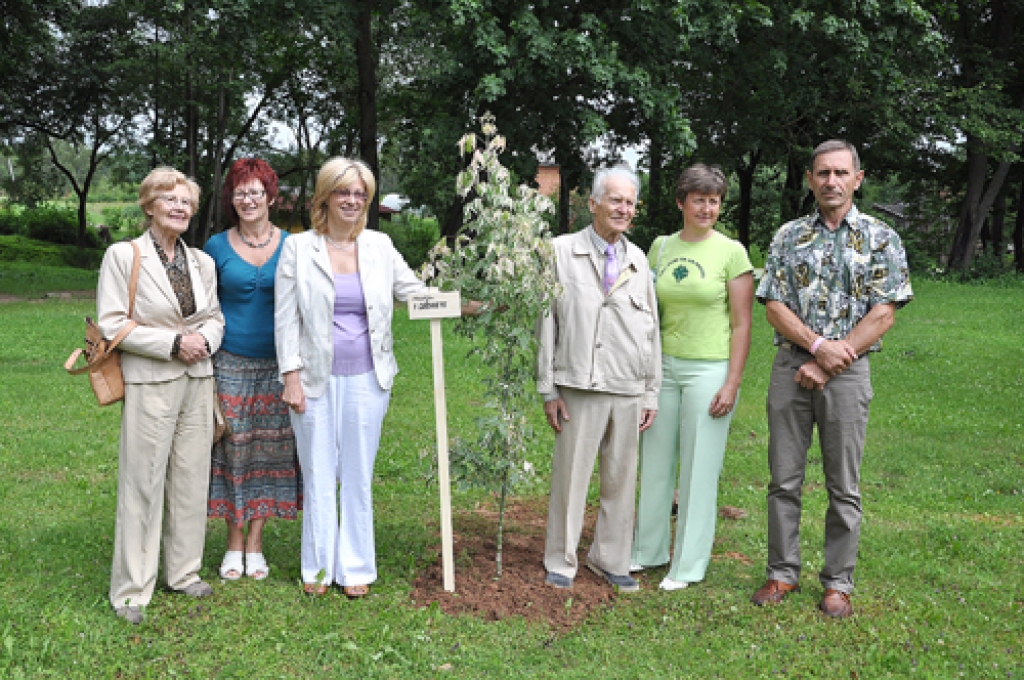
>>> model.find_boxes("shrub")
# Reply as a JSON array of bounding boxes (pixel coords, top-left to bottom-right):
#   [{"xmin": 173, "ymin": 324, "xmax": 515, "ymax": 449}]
[
  {"xmin": 100, "ymin": 205, "xmax": 144, "ymax": 238},
  {"xmin": 16, "ymin": 205, "xmax": 101, "ymax": 247},
  {"xmin": 0, "ymin": 207, "xmax": 21, "ymax": 235},
  {"xmin": 379, "ymin": 214, "xmax": 441, "ymax": 269},
  {"xmin": 0, "ymin": 234, "xmax": 104, "ymax": 269}
]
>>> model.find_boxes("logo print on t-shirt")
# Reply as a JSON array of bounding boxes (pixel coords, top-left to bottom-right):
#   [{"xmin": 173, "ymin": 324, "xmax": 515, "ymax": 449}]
[{"xmin": 673, "ymin": 264, "xmax": 689, "ymax": 282}]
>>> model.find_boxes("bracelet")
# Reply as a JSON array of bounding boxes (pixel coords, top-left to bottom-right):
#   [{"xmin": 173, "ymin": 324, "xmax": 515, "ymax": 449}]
[
  {"xmin": 809, "ymin": 337, "xmax": 825, "ymax": 355},
  {"xmin": 171, "ymin": 334, "xmax": 183, "ymax": 358}
]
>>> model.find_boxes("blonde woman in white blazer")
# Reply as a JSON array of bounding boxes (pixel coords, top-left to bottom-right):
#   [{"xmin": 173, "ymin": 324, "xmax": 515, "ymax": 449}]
[
  {"xmin": 96, "ymin": 168, "xmax": 225, "ymax": 624},
  {"xmin": 275, "ymin": 158, "xmax": 425, "ymax": 598}
]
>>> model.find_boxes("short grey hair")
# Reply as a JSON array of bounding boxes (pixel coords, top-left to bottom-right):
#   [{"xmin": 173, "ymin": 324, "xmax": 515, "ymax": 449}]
[
  {"xmin": 810, "ymin": 140, "xmax": 860, "ymax": 173},
  {"xmin": 591, "ymin": 164, "xmax": 640, "ymax": 203}
]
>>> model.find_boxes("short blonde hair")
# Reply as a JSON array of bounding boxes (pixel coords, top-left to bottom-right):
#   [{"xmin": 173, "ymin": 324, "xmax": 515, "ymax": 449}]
[
  {"xmin": 138, "ymin": 167, "xmax": 200, "ymax": 229},
  {"xmin": 310, "ymin": 157, "xmax": 377, "ymax": 236}
]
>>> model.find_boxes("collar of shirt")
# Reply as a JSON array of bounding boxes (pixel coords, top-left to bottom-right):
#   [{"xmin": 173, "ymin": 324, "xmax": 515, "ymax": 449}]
[
  {"xmin": 587, "ymin": 225, "xmax": 627, "ymax": 263},
  {"xmin": 152, "ymin": 235, "xmax": 188, "ymax": 274},
  {"xmin": 812, "ymin": 204, "xmax": 860, "ymax": 233}
]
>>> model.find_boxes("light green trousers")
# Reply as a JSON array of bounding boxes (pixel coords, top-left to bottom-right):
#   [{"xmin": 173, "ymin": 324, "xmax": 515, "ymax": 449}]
[{"xmin": 632, "ymin": 356, "xmax": 735, "ymax": 583}]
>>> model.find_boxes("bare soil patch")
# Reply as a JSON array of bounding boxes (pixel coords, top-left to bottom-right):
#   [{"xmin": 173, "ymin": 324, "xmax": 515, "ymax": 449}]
[{"xmin": 411, "ymin": 498, "xmax": 620, "ymax": 629}]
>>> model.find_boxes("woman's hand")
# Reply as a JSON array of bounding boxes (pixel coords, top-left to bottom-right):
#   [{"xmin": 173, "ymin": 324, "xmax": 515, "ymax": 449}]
[
  {"xmin": 281, "ymin": 371, "xmax": 306, "ymax": 414},
  {"xmin": 177, "ymin": 333, "xmax": 210, "ymax": 365},
  {"xmin": 709, "ymin": 383, "xmax": 739, "ymax": 418}
]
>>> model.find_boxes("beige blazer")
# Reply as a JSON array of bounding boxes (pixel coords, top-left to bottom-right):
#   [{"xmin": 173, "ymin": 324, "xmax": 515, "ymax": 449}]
[
  {"xmin": 274, "ymin": 229, "xmax": 425, "ymax": 398},
  {"xmin": 96, "ymin": 231, "xmax": 225, "ymax": 384},
  {"xmin": 536, "ymin": 227, "xmax": 661, "ymax": 410}
]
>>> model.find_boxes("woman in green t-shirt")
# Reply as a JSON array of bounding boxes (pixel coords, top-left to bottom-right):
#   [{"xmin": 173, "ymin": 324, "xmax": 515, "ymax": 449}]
[{"xmin": 631, "ymin": 164, "xmax": 754, "ymax": 590}]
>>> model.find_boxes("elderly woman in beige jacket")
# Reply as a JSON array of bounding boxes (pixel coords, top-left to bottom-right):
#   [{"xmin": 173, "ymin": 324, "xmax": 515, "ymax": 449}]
[{"xmin": 96, "ymin": 167, "xmax": 224, "ymax": 625}]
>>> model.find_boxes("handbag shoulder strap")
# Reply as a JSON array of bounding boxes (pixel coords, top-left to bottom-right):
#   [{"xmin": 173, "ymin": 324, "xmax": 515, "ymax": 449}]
[
  {"xmin": 128, "ymin": 240, "xmax": 140, "ymax": 319},
  {"xmin": 651, "ymin": 235, "xmax": 669, "ymax": 282}
]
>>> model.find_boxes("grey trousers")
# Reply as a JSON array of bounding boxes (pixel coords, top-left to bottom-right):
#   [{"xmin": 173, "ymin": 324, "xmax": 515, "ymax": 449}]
[
  {"xmin": 765, "ymin": 346, "xmax": 873, "ymax": 593},
  {"xmin": 544, "ymin": 387, "xmax": 641, "ymax": 578}
]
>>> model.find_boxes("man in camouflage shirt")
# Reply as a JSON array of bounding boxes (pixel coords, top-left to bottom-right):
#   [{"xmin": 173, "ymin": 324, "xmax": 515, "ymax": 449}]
[{"xmin": 751, "ymin": 140, "xmax": 913, "ymax": 618}]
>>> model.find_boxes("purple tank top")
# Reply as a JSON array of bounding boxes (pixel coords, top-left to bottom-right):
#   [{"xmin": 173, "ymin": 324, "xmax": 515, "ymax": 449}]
[{"xmin": 332, "ymin": 273, "xmax": 374, "ymax": 376}]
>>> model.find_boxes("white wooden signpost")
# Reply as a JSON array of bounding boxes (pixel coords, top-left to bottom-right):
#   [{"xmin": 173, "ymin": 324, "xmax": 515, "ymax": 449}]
[{"xmin": 408, "ymin": 287, "xmax": 461, "ymax": 592}]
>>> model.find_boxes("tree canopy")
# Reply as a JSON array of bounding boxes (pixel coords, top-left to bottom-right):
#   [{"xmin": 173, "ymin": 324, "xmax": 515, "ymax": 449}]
[{"xmin": 1, "ymin": 0, "xmax": 1021, "ymax": 272}]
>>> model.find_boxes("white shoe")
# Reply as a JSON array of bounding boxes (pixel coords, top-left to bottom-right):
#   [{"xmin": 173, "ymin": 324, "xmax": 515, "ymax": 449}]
[
  {"xmin": 245, "ymin": 552, "xmax": 269, "ymax": 581},
  {"xmin": 659, "ymin": 577, "xmax": 689, "ymax": 591},
  {"xmin": 629, "ymin": 563, "xmax": 643, "ymax": 572},
  {"xmin": 219, "ymin": 550, "xmax": 243, "ymax": 581}
]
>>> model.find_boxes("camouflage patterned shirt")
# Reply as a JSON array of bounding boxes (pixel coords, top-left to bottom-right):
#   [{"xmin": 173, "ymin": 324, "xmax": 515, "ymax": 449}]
[{"xmin": 756, "ymin": 205, "xmax": 913, "ymax": 351}]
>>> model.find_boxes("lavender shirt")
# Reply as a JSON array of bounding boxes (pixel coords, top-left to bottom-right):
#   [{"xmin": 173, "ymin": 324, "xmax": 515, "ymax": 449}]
[{"xmin": 332, "ymin": 273, "xmax": 374, "ymax": 376}]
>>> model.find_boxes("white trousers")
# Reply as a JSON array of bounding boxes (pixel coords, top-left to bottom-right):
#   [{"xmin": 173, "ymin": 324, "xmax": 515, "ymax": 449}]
[{"xmin": 290, "ymin": 371, "xmax": 389, "ymax": 587}]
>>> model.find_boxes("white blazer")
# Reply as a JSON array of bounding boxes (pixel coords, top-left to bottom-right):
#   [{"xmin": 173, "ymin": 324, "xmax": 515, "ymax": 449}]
[
  {"xmin": 97, "ymin": 231, "xmax": 224, "ymax": 383},
  {"xmin": 274, "ymin": 229, "xmax": 426, "ymax": 397}
]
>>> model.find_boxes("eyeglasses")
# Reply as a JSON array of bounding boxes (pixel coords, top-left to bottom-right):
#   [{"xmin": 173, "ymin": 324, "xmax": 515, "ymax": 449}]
[
  {"xmin": 332, "ymin": 188, "xmax": 368, "ymax": 202},
  {"xmin": 232, "ymin": 189, "xmax": 266, "ymax": 202},
  {"xmin": 158, "ymin": 195, "xmax": 194, "ymax": 209}
]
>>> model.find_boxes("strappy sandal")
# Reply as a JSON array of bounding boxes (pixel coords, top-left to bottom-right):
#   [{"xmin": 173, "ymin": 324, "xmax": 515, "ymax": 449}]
[
  {"xmin": 303, "ymin": 582, "xmax": 328, "ymax": 596},
  {"xmin": 343, "ymin": 584, "xmax": 369, "ymax": 599},
  {"xmin": 219, "ymin": 551, "xmax": 244, "ymax": 581},
  {"xmin": 245, "ymin": 552, "xmax": 269, "ymax": 581}
]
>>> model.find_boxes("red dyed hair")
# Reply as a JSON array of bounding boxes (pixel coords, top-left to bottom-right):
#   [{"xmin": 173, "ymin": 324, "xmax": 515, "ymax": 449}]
[{"xmin": 220, "ymin": 158, "xmax": 279, "ymax": 226}]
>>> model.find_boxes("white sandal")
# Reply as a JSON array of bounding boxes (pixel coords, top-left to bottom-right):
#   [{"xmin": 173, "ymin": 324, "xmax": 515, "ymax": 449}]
[
  {"xmin": 245, "ymin": 552, "xmax": 269, "ymax": 580},
  {"xmin": 219, "ymin": 550, "xmax": 243, "ymax": 581}
]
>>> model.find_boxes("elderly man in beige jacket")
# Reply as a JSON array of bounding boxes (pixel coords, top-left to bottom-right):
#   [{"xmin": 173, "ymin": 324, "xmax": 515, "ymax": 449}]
[{"xmin": 537, "ymin": 165, "xmax": 661, "ymax": 592}]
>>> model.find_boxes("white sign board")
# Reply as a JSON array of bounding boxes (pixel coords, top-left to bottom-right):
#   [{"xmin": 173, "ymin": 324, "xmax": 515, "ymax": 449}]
[{"xmin": 408, "ymin": 290, "xmax": 462, "ymax": 320}]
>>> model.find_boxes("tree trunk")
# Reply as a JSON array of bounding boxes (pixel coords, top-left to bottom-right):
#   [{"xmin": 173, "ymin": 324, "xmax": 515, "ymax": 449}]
[
  {"xmin": 989, "ymin": 179, "xmax": 1007, "ymax": 260},
  {"xmin": 948, "ymin": 134, "xmax": 1012, "ymax": 271},
  {"xmin": 442, "ymin": 197, "xmax": 464, "ymax": 245},
  {"xmin": 199, "ymin": 78, "xmax": 228, "ymax": 246},
  {"xmin": 356, "ymin": 0, "xmax": 379, "ymax": 230},
  {"xmin": 1015, "ymin": 177, "xmax": 1024, "ymax": 272},
  {"xmin": 45, "ymin": 133, "xmax": 104, "ymax": 248},
  {"xmin": 151, "ymin": 20, "xmax": 160, "ymax": 168},
  {"xmin": 559, "ymin": 166, "xmax": 571, "ymax": 235},
  {"xmin": 647, "ymin": 135, "xmax": 665, "ymax": 233},
  {"xmin": 735, "ymin": 149, "xmax": 761, "ymax": 249},
  {"xmin": 780, "ymin": 147, "xmax": 804, "ymax": 224}
]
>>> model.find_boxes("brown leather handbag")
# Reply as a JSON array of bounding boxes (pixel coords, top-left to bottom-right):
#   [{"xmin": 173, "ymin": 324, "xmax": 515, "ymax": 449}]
[{"xmin": 64, "ymin": 242, "xmax": 140, "ymax": 406}]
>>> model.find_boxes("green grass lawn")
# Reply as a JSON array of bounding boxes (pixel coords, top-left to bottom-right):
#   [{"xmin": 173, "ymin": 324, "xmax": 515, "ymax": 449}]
[
  {"xmin": 0, "ymin": 279, "xmax": 1021, "ymax": 678},
  {"xmin": 0, "ymin": 260, "xmax": 99, "ymax": 296}
]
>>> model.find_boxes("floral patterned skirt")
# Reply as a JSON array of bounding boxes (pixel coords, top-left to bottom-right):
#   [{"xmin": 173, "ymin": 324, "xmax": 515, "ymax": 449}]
[{"xmin": 208, "ymin": 350, "xmax": 302, "ymax": 523}]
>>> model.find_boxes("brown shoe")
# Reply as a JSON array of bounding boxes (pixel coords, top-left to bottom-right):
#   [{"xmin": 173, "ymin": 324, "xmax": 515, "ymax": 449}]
[
  {"xmin": 751, "ymin": 579, "xmax": 799, "ymax": 606},
  {"xmin": 819, "ymin": 589, "xmax": 853, "ymax": 618}
]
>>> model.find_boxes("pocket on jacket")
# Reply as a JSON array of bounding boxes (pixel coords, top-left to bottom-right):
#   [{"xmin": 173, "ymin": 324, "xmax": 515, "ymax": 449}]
[{"xmin": 628, "ymin": 293, "xmax": 656, "ymax": 372}]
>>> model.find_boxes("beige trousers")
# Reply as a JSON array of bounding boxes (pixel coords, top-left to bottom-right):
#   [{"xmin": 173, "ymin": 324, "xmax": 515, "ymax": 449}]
[
  {"xmin": 544, "ymin": 387, "xmax": 641, "ymax": 578},
  {"xmin": 109, "ymin": 375, "xmax": 214, "ymax": 609}
]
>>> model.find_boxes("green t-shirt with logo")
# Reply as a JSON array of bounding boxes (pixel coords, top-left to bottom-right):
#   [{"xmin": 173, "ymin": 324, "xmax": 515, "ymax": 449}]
[{"xmin": 649, "ymin": 230, "xmax": 753, "ymax": 361}]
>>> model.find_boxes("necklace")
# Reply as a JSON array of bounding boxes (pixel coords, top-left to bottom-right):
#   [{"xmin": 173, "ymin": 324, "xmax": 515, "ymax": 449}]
[
  {"xmin": 325, "ymin": 234, "xmax": 356, "ymax": 251},
  {"xmin": 237, "ymin": 226, "xmax": 274, "ymax": 249}
]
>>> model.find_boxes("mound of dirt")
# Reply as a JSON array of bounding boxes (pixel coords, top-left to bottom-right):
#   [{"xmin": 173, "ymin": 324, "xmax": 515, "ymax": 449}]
[{"xmin": 411, "ymin": 499, "xmax": 623, "ymax": 629}]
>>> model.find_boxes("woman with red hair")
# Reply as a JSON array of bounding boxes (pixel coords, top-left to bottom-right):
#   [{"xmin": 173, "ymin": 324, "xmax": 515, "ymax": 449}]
[{"xmin": 205, "ymin": 158, "xmax": 301, "ymax": 582}]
